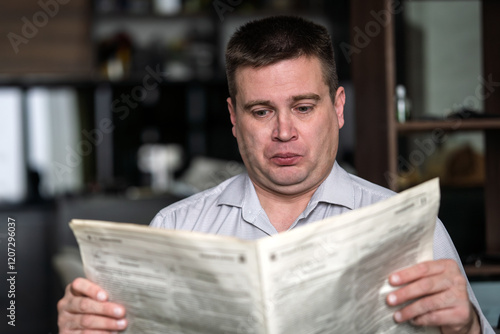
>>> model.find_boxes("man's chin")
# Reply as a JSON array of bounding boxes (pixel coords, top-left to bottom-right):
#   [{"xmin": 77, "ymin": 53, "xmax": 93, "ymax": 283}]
[
  {"xmin": 249, "ymin": 167, "xmax": 314, "ymax": 192},
  {"xmin": 263, "ymin": 167, "xmax": 330, "ymax": 195},
  {"xmin": 266, "ymin": 174, "xmax": 310, "ymax": 192}
]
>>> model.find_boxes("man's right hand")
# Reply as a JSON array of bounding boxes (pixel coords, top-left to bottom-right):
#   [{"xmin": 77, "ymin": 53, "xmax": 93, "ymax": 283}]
[{"xmin": 57, "ymin": 277, "xmax": 128, "ymax": 333}]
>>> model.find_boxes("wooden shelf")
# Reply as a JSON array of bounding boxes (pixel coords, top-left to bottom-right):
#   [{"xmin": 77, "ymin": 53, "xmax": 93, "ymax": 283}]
[
  {"xmin": 0, "ymin": 75, "xmax": 227, "ymax": 88},
  {"xmin": 396, "ymin": 119, "xmax": 500, "ymax": 133},
  {"xmin": 93, "ymin": 11, "xmax": 211, "ymax": 20},
  {"xmin": 465, "ymin": 264, "xmax": 500, "ymax": 279}
]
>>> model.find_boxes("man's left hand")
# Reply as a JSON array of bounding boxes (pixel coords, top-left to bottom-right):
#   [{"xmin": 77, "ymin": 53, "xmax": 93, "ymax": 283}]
[{"xmin": 386, "ymin": 259, "xmax": 481, "ymax": 334}]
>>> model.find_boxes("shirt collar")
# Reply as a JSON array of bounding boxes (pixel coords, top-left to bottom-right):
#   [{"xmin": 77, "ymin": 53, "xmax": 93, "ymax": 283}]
[
  {"xmin": 217, "ymin": 161, "xmax": 354, "ymax": 211},
  {"xmin": 306, "ymin": 161, "xmax": 355, "ymax": 211},
  {"xmin": 217, "ymin": 172, "xmax": 274, "ymax": 233},
  {"xmin": 217, "ymin": 173, "xmax": 248, "ymax": 208}
]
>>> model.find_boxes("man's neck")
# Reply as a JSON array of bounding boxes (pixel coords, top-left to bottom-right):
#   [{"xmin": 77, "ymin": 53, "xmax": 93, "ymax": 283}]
[{"xmin": 253, "ymin": 184, "xmax": 319, "ymax": 233}]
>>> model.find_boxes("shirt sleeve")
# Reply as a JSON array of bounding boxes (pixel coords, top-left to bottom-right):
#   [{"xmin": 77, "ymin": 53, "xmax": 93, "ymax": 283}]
[
  {"xmin": 149, "ymin": 210, "xmax": 176, "ymax": 229},
  {"xmin": 433, "ymin": 220, "xmax": 496, "ymax": 333}
]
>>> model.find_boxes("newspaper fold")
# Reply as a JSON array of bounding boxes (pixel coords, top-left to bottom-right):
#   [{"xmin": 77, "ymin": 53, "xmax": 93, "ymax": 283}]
[{"xmin": 70, "ymin": 178, "xmax": 441, "ymax": 333}]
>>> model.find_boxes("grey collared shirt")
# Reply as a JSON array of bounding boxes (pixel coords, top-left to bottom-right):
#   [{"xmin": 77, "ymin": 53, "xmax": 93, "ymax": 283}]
[
  {"xmin": 150, "ymin": 162, "xmax": 395, "ymax": 238},
  {"xmin": 150, "ymin": 161, "xmax": 494, "ymax": 332}
]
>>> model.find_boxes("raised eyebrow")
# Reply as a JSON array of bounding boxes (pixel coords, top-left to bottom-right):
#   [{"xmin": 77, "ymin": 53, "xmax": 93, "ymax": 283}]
[
  {"xmin": 243, "ymin": 100, "xmax": 273, "ymax": 111},
  {"xmin": 291, "ymin": 94, "xmax": 321, "ymax": 103}
]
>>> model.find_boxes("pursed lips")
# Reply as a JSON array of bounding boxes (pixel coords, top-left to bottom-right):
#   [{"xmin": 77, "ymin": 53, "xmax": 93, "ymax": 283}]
[{"xmin": 270, "ymin": 152, "xmax": 303, "ymax": 166}]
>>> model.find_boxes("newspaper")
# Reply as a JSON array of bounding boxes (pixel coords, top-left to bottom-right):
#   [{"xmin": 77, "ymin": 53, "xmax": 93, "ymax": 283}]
[{"xmin": 70, "ymin": 178, "xmax": 441, "ymax": 334}]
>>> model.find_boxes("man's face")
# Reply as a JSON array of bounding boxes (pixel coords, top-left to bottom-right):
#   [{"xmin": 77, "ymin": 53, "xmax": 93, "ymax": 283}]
[{"xmin": 227, "ymin": 56, "xmax": 345, "ymax": 196}]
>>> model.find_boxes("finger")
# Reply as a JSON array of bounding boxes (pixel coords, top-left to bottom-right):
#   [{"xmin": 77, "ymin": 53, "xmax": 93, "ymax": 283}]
[
  {"xmin": 400, "ymin": 304, "xmax": 477, "ymax": 334},
  {"xmin": 409, "ymin": 307, "xmax": 472, "ymax": 328},
  {"xmin": 387, "ymin": 273, "xmax": 466, "ymax": 306},
  {"xmin": 389, "ymin": 259, "xmax": 457, "ymax": 286},
  {"xmin": 69, "ymin": 314, "xmax": 128, "ymax": 331},
  {"xmin": 72, "ymin": 331, "xmax": 120, "ymax": 334},
  {"xmin": 393, "ymin": 289, "xmax": 468, "ymax": 323},
  {"xmin": 60, "ymin": 330, "xmax": 121, "ymax": 334},
  {"xmin": 70, "ymin": 278, "xmax": 108, "ymax": 301},
  {"xmin": 66, "ymin": 295, "xmax": 126, "ymax": 319},
  {"xmin": 59, "ymin": 313, "xmax": 127, "ymax": 332}
]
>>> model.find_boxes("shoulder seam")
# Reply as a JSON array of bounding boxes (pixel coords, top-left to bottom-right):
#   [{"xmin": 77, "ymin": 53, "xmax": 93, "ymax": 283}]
[{"xmin": 348, "ymin": 173, "xmax": 394, "ymax": 200}]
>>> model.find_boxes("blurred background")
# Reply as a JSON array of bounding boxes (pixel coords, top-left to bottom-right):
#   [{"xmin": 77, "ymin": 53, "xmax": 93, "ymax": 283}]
[{"xmin": 0, "ymin": 0, "xmax": 499, "ymax": 332}]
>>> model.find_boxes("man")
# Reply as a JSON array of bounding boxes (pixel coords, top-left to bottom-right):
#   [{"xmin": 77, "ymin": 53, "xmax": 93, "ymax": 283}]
[{"xmin": 58, "ymin": 16, "xmax": 493, "ymax": 333}]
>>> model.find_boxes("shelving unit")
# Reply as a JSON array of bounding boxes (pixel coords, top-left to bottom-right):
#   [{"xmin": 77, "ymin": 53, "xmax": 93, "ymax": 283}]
[
  {"xmin": 2, "ymin": 1, "xmax": 340, "ymax": 190},
  {"xmin": 0, "ymin": 0, "xmax": 92, "ymax": 76},
  {"xmin": 465, "ymin": 264, "xmax": 500, "ymax": 278},
  {"xmin": 396, "ymin": 119, "xmax": 500, "ymax": 133},
  {"xmin": 351, "ymin": 0, "xmax": 500, "ymax": 261}
]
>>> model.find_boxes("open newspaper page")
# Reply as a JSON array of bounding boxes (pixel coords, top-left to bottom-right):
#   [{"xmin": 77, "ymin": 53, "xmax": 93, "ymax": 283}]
[
  {"xmin": 256, "ymin": 178, "xmax": 441, "ymax": 334},
  {"xmin": 70, "ymin": 221, "xmax": 264, "ymax": 334},
  {"xmin": 71, "ymin": 178, "xmax": 441, "ymax": 334}
]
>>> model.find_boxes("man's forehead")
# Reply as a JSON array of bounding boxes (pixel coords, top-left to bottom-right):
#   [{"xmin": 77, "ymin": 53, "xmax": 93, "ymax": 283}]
[
  {"xmin": 232, "ymin": 56, "xmax": 326, "ymax": 103},
  {"xmin": 234, "ymin": 55, "xmax": 322, "ymax": 77}
]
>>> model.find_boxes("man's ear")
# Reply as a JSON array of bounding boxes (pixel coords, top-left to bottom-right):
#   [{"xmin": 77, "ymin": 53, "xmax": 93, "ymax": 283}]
[
  {"xmin": 227, "ymin": 97, "xmax": 237, "ymax": 137},
  {"xmin": 334, "ymin": 87, "xmax": 346, "ymax": 129}
]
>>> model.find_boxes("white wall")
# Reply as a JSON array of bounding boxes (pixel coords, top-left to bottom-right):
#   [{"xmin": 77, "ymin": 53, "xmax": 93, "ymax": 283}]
[
  {"xmin": 0, "ymin": 88, "xmax": 26, "ymax": 203},
  {"xmin": 404, "ymin": 0, "xmax": 483, "ymax": 152}
]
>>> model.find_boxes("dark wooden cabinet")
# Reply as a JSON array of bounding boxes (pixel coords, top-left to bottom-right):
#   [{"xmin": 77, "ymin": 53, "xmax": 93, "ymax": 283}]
[
  {"xmin": 351, "ymin": 0, "xmax": 500, "ymax": 256},
  {"xmin": 0, "ymin": 0, "xmax": 93, "ymax": 76}
]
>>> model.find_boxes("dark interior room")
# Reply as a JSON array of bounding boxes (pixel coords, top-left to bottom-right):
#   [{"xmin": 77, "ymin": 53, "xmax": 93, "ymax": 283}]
[{"xmin": 0, "ymin": 0, "xmax": 499, "ymax": 332}]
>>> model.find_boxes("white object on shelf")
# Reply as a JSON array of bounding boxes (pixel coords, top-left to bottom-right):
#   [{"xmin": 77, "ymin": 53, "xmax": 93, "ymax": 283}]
[
  {"xmin": 138, "ymin": 144, "xmax": 183, "ymax": 193},
  {"xmin": 396, "ymin": 84, "xmax": 411, "ymax": 122},
  {"xmin": 153, "ymin": 0, "xmax": 181, "ymax": 15}
]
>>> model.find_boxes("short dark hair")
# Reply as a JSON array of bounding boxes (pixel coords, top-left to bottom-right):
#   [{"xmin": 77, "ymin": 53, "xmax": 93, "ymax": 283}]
[{"xmin": 225, "ymin": 15, "xmax": 338, "ymax": 103}]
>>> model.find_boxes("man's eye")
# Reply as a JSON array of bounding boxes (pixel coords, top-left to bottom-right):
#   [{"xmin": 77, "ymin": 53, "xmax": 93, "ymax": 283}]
[
  {"xmin": 253, "ymin": 109, "xmax": 270, "ymax": 117},
  {"xmin": 296, "ymin": 106, "xmax": 313, "ymax": 113}
]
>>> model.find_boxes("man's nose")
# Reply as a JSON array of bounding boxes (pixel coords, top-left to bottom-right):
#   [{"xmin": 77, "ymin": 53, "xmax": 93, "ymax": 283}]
[{"xmin": 272, "ymin": 111, "xmax": 298, "ymax": 142}]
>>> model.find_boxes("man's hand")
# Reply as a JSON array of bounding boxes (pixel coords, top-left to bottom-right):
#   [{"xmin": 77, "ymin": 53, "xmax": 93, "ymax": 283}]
[
  {"xmin": 386, "ymin": 259, "xmax": 480, "ymax": 334},
  {"xmin": 58, "ymin": 277, "xmax": 128, "ymax": 333}
]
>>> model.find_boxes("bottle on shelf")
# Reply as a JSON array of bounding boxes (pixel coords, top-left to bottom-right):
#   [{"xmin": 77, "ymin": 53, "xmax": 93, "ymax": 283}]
[{"xmin": 395, "ymin": 84, "xmax": 411, "ymax": 122}]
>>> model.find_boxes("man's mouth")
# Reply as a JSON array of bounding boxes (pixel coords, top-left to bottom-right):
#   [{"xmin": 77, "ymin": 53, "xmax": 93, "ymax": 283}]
[{"xmin": 271, "ymin": 153, "xmax": 302, "ymax": 166}]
